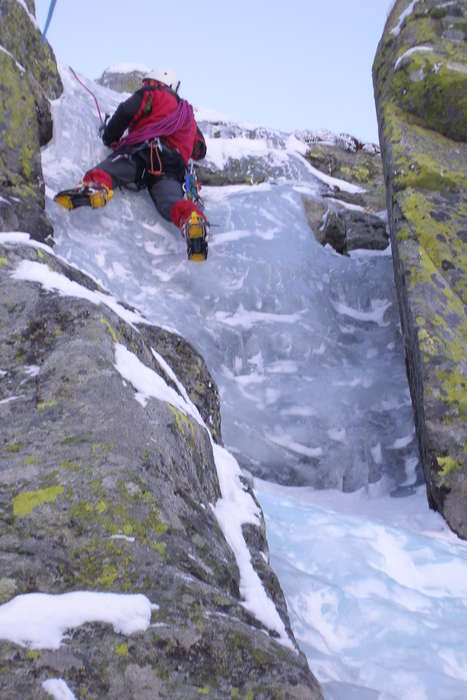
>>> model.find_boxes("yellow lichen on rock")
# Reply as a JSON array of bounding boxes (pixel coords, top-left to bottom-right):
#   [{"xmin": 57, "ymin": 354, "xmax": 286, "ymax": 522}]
[
  {"xmin": 13, "ymin": 486, "xmax": 64, "ymax": 517},
  {"xmin": 373, "ymin": 0, "xmax": 467, "ymax": 537}
]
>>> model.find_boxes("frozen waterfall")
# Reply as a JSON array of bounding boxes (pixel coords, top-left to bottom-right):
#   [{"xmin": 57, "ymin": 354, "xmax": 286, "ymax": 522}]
[{"xmin": 41, "ymin": 68, "xmax": 467, "ymax": 700}]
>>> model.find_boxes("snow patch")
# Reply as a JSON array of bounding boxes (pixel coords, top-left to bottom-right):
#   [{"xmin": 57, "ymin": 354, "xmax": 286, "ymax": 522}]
[
  {"xmin": 114, "ymin": 343, "xmax": 201, "ymax": 422},
  {"xmin": 43, "ymin": 678, "xmax": 77, "ymax": 700},
  {"xmin": 13, "ymin": 0, "xmax": 38, "ymax": 26},
  {"xmin": 303, "ymin": 161, "xmax": 366, "ymax": 194},
  {"xmin": 11, "ymin": 259, "xmax": 146, "ymax": 327},
  {"xmin": 24, "ymin": 364, "xmax": 40, "ymax": 377},
  {"xmin": 113, "ymin": 343, "xmax": 294, "ymax": 648},
  {"xmin": 391, "ymin": 0, "xmax": 419, "ymax": 36},
  {"xmin": 0, "ymin": 44, "xmax": 25, "ymax": 73},
  {"xmin": 394, "ymin": 46, "xmax": 433, "ymax": 71},
  {"xmin": 0, "ymin": 395, "xmax": 22, "ymax": 405},
  {"xmin": 205, "ymin": 136, "xmax": 279, "ymax": 170},
  {"xmin": 1, "ymin": 232, "xmax": 54, "ymax": 253},
  {"xmin": 0, "ymin": 592, "xmax": 157, "ymax": 649},
  {"xmin": 212, "ymin": 444, "xmax": 295, "ymax": 649}
]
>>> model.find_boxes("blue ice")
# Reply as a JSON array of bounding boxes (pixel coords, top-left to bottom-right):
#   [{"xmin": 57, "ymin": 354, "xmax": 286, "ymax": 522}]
[{"xmin": 41, "ymin": 68, "xmax": 467, "ymax": 699}]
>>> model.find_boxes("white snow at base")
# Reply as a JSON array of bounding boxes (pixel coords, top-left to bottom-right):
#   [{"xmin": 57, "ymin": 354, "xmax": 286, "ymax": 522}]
[
  {"xmin": 0, "ymin": 592, "xmax": 157, "ymax": 650},
  {"xmin": 212, "ymin": 444, "xmax": 294, "ymax": 650},
  {"xmin": 42, "ymin": 678, "xmax": 77, "ymax": 700},
  {"xmin": 256, "ymin": 480, "xmax": 467, "ymax": 700},
  {"xmin": 394, "ymin": 46, "xmax": 434, "ymax": 71}
]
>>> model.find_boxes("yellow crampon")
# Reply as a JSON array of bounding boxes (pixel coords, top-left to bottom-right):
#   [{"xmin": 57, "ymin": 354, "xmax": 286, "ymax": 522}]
[
  {"xmin": 88, "ymin": 187, "xmax": 114, "ymax": 208},
  {"xmin": 54, "ymin": 184, "xmax": 114, "ymax": 210},
  {"xmin": 183, "ymin": 212, "xmax": 208, "ymax": 262}
]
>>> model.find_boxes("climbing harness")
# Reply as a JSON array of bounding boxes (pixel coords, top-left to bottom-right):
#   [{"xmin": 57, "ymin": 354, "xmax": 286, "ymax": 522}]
[
  {"xmin": 41, "ymin": 0, "xmax": 57, "ymax": 41},
  {"xmin": 69, "ymin": 67, "xmax": 105, "ymax": 125}
]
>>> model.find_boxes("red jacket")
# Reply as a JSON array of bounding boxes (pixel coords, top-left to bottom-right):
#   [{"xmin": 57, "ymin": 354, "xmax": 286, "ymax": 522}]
[{"xmin": 103, "ymin": 84, "xmax": 206, "ymax": 164}]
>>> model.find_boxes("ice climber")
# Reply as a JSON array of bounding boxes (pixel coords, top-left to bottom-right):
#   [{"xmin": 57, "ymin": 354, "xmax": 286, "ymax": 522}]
[{"xmin": 54, "ymin": 68, "xmax": 209, "ymax": 261}]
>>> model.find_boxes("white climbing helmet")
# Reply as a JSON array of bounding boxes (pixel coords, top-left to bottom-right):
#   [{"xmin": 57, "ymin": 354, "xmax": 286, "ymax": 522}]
[{"xmin": 143, "ymin": 68, "xmax": 179, "ymax": 91}]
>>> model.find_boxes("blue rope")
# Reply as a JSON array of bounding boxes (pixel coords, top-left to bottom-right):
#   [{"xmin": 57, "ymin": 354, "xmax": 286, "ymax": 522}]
[{"xmin": 42, "ymin": 0, "xmax": 57, "ymax": 41}]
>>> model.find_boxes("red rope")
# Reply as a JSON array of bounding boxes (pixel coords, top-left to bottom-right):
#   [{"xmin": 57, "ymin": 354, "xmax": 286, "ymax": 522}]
[{"xmin": 69, "ymin": 66, "xmax": 104, "ymax": 125}]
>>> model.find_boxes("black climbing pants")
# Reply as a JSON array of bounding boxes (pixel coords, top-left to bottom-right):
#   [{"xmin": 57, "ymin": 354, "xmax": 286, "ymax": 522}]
[{"xmin": 85, "ymin": 148, "xmax": 185, "ymax": 223}]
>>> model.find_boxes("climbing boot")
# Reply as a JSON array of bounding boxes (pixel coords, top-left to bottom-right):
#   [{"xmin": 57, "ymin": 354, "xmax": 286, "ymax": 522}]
[
  {"xmin": 54, "ymin": 182, "xmax": 114, "ymax": 210},
  {"xmin": 181, "ymin": 211, "xmax": 208, "ymax": 262}
]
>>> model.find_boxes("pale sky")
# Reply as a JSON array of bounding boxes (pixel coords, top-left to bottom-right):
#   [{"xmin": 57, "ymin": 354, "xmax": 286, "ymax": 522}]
[{"xmin": 35, "ymin": 0, "xmax": 393, "ymax": 143}]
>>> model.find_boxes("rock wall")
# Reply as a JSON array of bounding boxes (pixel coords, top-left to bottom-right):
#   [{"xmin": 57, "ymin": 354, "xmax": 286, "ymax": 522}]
[
  {"xmin": 373, "ymin": 0, "xmax": 467, "ymax": 537},
  {"xmin": 97, "ymin": 66, "xmax": 148, "ymax": 94},
  {"xmin": 0, "ymin": 0, "xmax": 62, "ymax": 243},
  {"xmin": 299, "ymin": 133, "xmax": 388, "ymax": 254},
  {"xmin": 0, "ymin": 238, "xmax": 322, "ymax": 699},
  {"xmin": 0, "ymin": 11, "xmax": 323, "ymax": 698}
]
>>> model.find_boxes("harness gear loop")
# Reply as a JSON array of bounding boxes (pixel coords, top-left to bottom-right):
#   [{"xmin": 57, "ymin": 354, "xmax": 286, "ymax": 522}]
[{"xmin": 148, "ymin": 139, "xmax": 164, "ymax": 176}]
